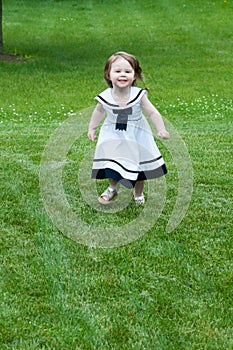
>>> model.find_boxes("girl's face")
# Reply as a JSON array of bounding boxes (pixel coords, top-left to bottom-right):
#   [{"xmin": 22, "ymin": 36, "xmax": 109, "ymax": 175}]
[{"xmin": 109, "ymin": 57, "xmax": 135, "ymax": 89}]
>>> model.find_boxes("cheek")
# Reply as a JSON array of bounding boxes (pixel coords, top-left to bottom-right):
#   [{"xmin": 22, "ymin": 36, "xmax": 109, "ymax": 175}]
[
  {"xmin": 110, "ymin": 74, "xmax": 117, "ymax": 81},
  {"xmin": 109, "ymin": 71, "xmax": 114, "ymax": 79}
]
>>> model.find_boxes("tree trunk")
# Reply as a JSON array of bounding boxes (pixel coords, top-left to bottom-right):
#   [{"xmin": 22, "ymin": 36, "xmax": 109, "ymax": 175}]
[{"xmin": 0, "ymin": 0, "xmax": 3, "ymax": 53}]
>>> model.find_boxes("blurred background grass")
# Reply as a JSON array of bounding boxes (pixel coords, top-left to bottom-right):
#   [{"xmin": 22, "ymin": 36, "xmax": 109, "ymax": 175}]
[{"xmin": 1, "ymin": 0, "xmax": 232, "ymax": 109}]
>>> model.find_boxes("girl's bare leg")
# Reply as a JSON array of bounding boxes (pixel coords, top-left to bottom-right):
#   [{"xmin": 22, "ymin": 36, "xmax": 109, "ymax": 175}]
[
  {"xmin": 109, "ymin": 178, "xmax": 119, "ymax": 190},
  {"xmin": 134, "ymin": 180, "xmax": 144, "ymax": 197}
]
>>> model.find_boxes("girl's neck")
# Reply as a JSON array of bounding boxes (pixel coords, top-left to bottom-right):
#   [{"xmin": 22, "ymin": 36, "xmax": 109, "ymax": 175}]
[{"xmin": 111, "ymin": 86, "xmax": 131, "ymax": 107}]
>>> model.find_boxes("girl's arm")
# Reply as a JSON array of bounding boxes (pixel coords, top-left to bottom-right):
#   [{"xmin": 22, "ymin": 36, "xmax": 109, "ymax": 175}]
[
  {"xmin": 141, "ymin": 94, "xmax": 170, "ymax": 139},
  {"xmin": 88, "ymin": 103, "xmax": 105, "ymax": 141}
]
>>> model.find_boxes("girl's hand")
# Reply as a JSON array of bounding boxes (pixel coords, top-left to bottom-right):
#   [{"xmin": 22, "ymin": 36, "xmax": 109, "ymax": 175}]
[
  {"xmin": 157, "ymin": 131, "xmax": 170, "ymax": 139},
  {"xmin": 88, "ymin": 129, "xmax": 96, "ymax": 141}
]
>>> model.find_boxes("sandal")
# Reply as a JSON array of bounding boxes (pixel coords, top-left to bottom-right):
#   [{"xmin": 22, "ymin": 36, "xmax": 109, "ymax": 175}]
[
  {"xmin": 134, "ymin": 194, "xmax": 145, "ymax": 205},
  {"xmin": 98, "ymin": 186, "xmax": 120, "ymax": 205}
]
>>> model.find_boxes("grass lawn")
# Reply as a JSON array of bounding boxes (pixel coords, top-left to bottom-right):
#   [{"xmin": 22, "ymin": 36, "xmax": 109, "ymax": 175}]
[{"xmin": 1, "ymin": 0, "xmax": 232, "ymax": 349}]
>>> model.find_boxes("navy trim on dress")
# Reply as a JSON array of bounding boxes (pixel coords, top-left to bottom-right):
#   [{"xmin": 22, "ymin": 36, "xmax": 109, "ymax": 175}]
[
  {"xmin": 140, "ymin": 156, "xmax": 162, "ymax": 165},
  {"xmin": 93, "ymin": 158, "xmax": 140, "ymax": 174},
  {"xmin": 96, "ymin": 95, "xmax": 119, "ymax": 107},
  {"xmin": 92, "ymin": 164, "xmax": 168, "ymax": 188},
  {"xmin": 96, "ymin": 88, "xmax": 145, "ymax": 108},
  {"xmin": 127, "ymin": 89, "xmax": 145, "ymax": 105}
]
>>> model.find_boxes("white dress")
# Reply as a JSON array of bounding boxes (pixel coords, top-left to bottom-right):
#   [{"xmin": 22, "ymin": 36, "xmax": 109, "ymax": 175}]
[{"xmin": 91, "ymin": 87, "xmax": 167, "ymax": 188}]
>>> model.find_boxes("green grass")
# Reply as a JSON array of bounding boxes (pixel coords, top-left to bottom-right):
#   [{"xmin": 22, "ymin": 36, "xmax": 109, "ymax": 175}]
[{"xmin": 1, "ymin": 0, "xmax": 232, "ymax": 349}]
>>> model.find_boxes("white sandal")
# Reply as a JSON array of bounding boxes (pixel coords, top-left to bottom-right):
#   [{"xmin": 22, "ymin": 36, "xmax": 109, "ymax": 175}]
[
  {"xmin": 98, "ymin": 186, "xmax": 120, "ymax": 205},
  {"xmin": 134, "ymin": 194, "xmax": 145, "ymax": 205}
]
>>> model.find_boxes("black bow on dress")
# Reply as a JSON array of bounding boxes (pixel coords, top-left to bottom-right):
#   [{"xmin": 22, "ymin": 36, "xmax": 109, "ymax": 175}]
[{"xmin": 113, "ymin": 107, "xmax": 132, "ymax": 131}]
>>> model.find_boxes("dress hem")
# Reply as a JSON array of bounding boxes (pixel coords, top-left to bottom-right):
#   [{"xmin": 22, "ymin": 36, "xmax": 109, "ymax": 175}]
[{"xmin": 91, "ymin": 165, "xmax": 167, "ymax": 188}]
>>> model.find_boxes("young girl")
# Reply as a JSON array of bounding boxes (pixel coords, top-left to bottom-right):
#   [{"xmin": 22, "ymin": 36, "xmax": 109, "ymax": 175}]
[{"xmin": 88, "ymin": 51, "xmax": 169, "ymax": 204}]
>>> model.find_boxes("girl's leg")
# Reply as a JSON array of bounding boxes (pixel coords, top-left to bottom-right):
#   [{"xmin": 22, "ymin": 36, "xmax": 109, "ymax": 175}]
[
  {"xmin": 109, "ymin": 178, "xmax": 119, "ymax": 190},
  {"xmin": 134, "ymin": 180, "xmax": 144, "ymax": 197}
]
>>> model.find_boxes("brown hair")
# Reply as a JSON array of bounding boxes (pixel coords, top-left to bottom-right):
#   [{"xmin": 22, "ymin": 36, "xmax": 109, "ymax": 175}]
[{"xmin": 104, "ymin": 51, "xmax": 144, "ymax": 87}]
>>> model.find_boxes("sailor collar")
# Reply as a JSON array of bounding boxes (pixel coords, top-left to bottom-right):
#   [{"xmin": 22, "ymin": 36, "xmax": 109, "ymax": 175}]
[{"xmin": 95, "ymin": 87, "xmax": 146, "ymax": 109}]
